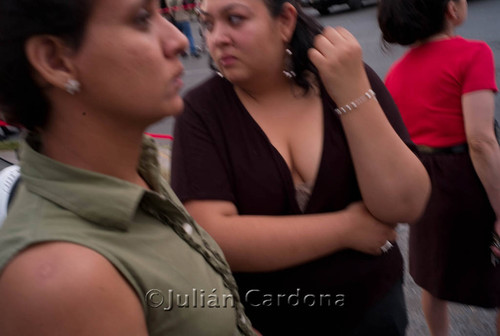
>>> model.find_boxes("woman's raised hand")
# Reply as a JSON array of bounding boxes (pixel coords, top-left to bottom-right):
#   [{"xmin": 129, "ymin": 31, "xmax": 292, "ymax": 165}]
[{"xmin": 308, "ymin": 27, "xmax": 371, "ymax": 106}]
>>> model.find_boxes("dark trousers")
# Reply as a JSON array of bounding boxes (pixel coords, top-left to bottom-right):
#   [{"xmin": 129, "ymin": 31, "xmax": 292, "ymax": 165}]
[{"xmin": 350, "ymin": 280, "xmax": 408, "ymax": 336}]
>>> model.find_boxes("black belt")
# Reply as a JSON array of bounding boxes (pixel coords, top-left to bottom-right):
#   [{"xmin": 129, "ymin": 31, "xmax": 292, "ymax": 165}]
[{"xmin": 416, "ymin": 144, "xmax": 468, "ymax": 154}]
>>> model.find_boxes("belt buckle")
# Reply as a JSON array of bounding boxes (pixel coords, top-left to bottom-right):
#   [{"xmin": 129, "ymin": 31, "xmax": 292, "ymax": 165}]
[{"xmin": 416, "ymin": 145, "xmax": 434, "ymax": 154}]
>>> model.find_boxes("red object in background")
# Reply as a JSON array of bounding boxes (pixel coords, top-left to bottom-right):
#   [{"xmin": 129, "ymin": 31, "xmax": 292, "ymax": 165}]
[
  {"xmin": 145, "ymin": 133, "xmax": 174, "ymax": 141},
  {"xmin": 159, "ymin": 3, "xmax": 197, "ymax": 14}
]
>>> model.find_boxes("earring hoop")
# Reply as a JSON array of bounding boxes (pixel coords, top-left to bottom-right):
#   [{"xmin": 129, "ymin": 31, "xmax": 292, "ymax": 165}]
[{"xmin": 64, "ymin": 79, "xmax": 81, "ymax": 95}]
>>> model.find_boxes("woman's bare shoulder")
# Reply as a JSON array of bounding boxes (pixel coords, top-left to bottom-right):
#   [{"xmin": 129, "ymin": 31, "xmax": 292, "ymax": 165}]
[{"xmin": 0, "ymin": 242, "xmax": 148, "ymax": 336}]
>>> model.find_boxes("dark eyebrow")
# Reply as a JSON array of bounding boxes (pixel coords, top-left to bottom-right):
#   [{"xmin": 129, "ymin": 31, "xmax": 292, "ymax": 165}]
[
  {"xmin": 132, "ymin": 0, "xmax": 156, "ymax": 12},
  {"xmin": 199, "ymin": 3, "xmax": 251, "ymax": 17}
]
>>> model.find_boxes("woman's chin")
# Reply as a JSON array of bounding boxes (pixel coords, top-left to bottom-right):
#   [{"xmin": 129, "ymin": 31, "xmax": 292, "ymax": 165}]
[{"xmin": 163, "ymin": 98, "xmax": 185, "ymax": 117}]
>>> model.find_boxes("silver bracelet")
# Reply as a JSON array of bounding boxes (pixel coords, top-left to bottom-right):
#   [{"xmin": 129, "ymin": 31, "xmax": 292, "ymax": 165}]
[{"xmin": 334, "ymin": 89, "xmax": 376, "ymax": 116}]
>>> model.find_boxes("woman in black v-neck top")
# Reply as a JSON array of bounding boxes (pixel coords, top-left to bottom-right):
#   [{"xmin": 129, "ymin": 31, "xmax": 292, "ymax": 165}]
[{"xmin": 171, "ymin": 0, "xmax": 430, "ymax": 334}]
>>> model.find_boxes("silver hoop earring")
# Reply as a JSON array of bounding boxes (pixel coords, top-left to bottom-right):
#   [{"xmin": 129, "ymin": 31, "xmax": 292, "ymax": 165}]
[
  {"xmin": 64, "ymin": 79, "xmax": 81, "ymax": 95},
  {"xmin": 210, "ymin": 58, "xmax": 225, "ymax": 78},
  {"xmin": 283, "ymin": 48, "xmax": 296, "ymax": 79}
]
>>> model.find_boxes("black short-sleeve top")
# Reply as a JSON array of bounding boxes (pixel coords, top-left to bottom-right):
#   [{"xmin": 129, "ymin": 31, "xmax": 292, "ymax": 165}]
[{"xmin": 171, "ymin": 65, "xmax": 415, "ymax": 334}]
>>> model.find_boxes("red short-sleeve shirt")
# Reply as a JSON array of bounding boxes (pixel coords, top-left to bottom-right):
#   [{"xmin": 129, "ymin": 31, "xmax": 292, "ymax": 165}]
[{"xmin": 385, "ymin": 37, "xmax": 498, "ymax": 147}]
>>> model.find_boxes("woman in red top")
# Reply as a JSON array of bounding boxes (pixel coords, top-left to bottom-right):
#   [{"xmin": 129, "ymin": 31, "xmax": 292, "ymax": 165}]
[{"xmin": 379, "ymin": 0, "xmax": 500, "ymax": 334}]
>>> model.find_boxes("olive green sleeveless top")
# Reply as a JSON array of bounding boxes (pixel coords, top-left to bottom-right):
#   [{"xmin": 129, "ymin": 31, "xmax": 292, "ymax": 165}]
[{"xmin": 0, "ymin": 136, "xmax": 254, "ymax": 336}]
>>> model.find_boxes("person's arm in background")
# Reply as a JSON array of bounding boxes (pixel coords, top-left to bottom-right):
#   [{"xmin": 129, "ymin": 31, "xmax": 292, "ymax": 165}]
[
  {"xmin": 463, "ymin": 90, "xmax": 500, "ymax": 257},
  {"xmin": 164, "ymin": 0, "xmax": 177, "ymax": 23}
]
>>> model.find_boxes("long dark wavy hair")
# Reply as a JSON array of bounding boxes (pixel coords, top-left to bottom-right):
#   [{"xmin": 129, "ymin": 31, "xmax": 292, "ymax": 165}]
[{"xmin": 267, "ymin": 0, "xmax": 324, "ymax": 92}]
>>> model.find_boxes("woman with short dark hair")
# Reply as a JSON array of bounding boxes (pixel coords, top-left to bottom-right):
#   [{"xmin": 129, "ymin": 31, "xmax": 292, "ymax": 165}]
[
  {"xmin": 379, "ymin": 0, "xmax": 500, "ymax": 334},
  {"xmin": 0, "ymin": 1, "xmax": 254, "ymax": 335}
]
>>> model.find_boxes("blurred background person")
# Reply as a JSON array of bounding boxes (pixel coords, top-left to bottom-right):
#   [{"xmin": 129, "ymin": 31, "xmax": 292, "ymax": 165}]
[
  {"xmin": 378, "ymin": 0, "xmax": 500, "ymax": 335},
  {"xmin": 167, "ymin": 0, "xmax": 201, "ymax": 57}
]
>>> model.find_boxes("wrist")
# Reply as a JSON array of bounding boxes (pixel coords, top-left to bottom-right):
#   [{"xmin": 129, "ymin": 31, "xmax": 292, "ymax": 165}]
[
  {"xmin": 335, "ymin": 210, "xmax": 353, "ymax": 250},
  {"xmin": 334, "ymin": 88, "xmax": 376, "ymax": 116}
]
